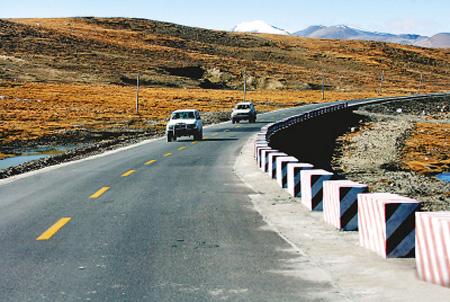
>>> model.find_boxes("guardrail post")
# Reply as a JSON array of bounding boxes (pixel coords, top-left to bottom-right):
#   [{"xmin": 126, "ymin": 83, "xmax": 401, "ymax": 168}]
[
  {"xmin": 323, "ymin": 180, "xmax": 368, "ymax": 231},
  {"xmin": 358, "ymin": 193, "xmax": 419, "ymax": 258},
  {"xmin": 301, "ymin": 169, "xmax": 334, "ymax": 211}
]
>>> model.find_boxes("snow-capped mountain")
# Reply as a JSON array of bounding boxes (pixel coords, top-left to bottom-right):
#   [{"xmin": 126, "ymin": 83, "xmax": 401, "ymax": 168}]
[
  {"xmin": 232, "ymin": 20, "xmax": 290, "ymax": 35},
  {"xmin": 293, "ymin": 25, "xmax": 426, "ymax": 45},
  {"xmin": 232, "ymin": 21, "xmax": 450, "ymax": 47},
  {"xmin": 292, "ymin": 25, "xmax": 450, "ymax": 47}
]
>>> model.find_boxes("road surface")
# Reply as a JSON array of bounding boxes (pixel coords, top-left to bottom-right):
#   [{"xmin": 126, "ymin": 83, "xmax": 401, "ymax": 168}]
[{"xmin": 1, "ymin": 104, "xmax": 340, "ymax": 301}]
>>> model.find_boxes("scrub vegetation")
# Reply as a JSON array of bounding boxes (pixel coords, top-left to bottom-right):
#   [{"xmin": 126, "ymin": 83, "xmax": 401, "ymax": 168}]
[{"xmin": 1, "ymin": 17, "xmax": 450, "ymax": 176}]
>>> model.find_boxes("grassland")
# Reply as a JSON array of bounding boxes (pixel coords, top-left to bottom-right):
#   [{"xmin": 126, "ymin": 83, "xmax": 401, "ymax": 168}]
[{"xmin": 1, "ymin": 17, "xmax": 450, "ymax": 174}]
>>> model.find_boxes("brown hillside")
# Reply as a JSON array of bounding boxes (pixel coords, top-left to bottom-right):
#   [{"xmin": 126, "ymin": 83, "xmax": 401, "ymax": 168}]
[
  {"xmin": 1, "ymin": 17, "xmax": 450, "ymax": 152},
  {"xmin": 2, "ymin": 17, "xmax": 450, "ymax": 91}
]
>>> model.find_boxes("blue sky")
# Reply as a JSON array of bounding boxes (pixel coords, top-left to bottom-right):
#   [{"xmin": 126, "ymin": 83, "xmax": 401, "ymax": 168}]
[{"xmin": 1, "ymin": 0, "xmax": 448, "ymax": 36}]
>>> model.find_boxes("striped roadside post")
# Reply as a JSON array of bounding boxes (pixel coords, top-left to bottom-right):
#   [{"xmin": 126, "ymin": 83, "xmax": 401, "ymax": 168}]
[
  {"xmin": 276, "ymin": 156, "xmax": 298, "ymax": 188},
  {"xmin": 260, "ymin": 149, "xmax": 279, "ymax": 172},
  {"xmin": 254, "ymin": 141, "xmax": 268, "ymax": 159},
  {"xmin": 323, "ymin": 180, "xmax": 368, "ymax": 231},
  {"xmin": 256, "ymin": 146, "xmax": 271, "ymax": 168},
  {"xmin": 300, "ymin": 169, "xmax": 334, "ymax": 211},
  {"xmin": 287, "ymin": 163, "xmax": 314, "ymax": 197},
  {"xmin": 416, "ymin": 212, "xmax": 450, "ymax": 287},
  {"xmin": 358, "ymin": 193, "xmax": 420, "ymax": 258},
  {"xmin": 268, "ymin": 152, "xmax": 288, "ymax": 179}
]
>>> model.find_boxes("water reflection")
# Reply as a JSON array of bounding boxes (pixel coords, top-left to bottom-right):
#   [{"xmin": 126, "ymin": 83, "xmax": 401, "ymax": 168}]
[
  {"xmin": 0, "ymin": 154, "xmax": 49, "ymax": 169},
  {"xmin": 435, "ymin": 173, "xmax": 450, "ymax": 183},
  {"xmin": 0, "ymin": 145, "xmax": 82, "ymax": 170}
]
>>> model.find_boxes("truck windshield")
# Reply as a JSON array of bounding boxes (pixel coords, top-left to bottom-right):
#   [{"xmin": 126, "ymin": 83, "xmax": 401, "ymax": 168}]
[{"xmin": 172, "ymin": 112, "xmax": 195, "ymax": 119}]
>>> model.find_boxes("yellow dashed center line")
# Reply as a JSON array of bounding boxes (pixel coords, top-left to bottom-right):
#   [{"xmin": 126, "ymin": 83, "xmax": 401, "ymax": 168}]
[
  {"xmin": 164, "ymin": 153, "xmax": 172, "ymax": 157},
  {"xmin": 145, "ymin": 159, "xmax": 156, "ymax": 165},
  {"xmin": 192, "ymin": 141, "xmax": 198, "ymax": 144},
  {"xmin": 212, "ymin": 133, "xmax": 218, "ymax": 136},
  {"xmin": 90, "ymin": 187, "xmax": 110, "ymax": 198},
  {"xmin": 224, "ymin": 129, "xmax": 230, "ymax": 132},
  {"xmin": 178, "ymin": 146, "xmax": 186, "ymax": 150},
  {"xmin": 121, "ymin": 170, "xmax": 136, "ymax": 177},
  {"xmin": 236, "ymin": 126, "xmax": 242, "ymax": 128},
  {"xmin": 37, "ymin": 217, "xmax": 72, "ymax": 240},
  {"xmin": 281, "ymin": 114, "xmax": 286, "ymax": 116}
]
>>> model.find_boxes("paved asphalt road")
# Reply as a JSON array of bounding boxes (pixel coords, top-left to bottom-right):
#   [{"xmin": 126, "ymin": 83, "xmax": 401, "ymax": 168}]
[{"xmin": 1, "ymin": 104, "xmax": 340, "ymax": 302}]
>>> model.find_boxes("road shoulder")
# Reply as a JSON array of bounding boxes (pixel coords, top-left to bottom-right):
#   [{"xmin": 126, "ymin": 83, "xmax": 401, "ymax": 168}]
[{"xmin": 234, "ymin": 135, "xmax": 450, "ymax": 301}]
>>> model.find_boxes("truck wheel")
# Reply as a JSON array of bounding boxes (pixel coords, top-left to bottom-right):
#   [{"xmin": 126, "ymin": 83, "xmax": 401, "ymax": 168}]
[
  {"xmin": 167, "ymin": 132, "xmax": 173, "ymax": 142},
  {"xmin": 194, "ymin": 130, "xmax": 203, "ymax": 141}
]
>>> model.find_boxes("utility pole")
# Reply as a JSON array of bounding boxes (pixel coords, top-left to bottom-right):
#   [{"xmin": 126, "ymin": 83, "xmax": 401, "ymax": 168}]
[
  {"xmin": 378, "ymin": 70, "xmax": 385, "ymax": 95},
  {"xmin": 136, "ymin": 71, "xmax": 140, "ymax": 115},
  {"xmin": 243, "ymin": 72, "xmax": 247, "ymax": 102},
  {"xmin": 418, "ymin": 72, "xmax": 423, "ymax": 94},
  {"xmin": 322, "ymin": 70, "xmax": 325, "ymax": 100}
]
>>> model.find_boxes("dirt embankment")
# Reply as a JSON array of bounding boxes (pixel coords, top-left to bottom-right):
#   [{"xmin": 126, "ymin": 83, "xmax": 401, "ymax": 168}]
[{"xmin": 332, "ymin": 96, "xmax": 450, "ymax": 211}]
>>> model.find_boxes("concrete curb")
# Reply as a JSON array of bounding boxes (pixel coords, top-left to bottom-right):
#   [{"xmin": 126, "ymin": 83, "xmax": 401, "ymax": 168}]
[{"xmin": 235, "ymin": 134, "xmax": 450, "ymax": 301}]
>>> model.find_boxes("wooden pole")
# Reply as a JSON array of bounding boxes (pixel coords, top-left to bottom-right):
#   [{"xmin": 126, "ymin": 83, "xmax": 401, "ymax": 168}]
[
  {"xmin": 378, "ymin": 70, "xmax": 384, "ymax": 95},
  {"xmin": 418, "ymin": 72, "xmax": 423, "ymax": 94},
  {"xmin": 243, "ymin": 73, "xmax": 247, "ymax": 102},
  {"xmin": 322, "ymin": 70, "xmax": 325, "ymax": 100},
  {"xmin": 136, "ymin": 71, "xmax": 140, "ymax": 115}
]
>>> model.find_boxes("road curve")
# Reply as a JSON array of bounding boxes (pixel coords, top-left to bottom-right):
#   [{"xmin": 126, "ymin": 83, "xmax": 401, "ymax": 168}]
[{"xmin": 0, "ymin": 104, "xmax": 344, "ymax": 302}]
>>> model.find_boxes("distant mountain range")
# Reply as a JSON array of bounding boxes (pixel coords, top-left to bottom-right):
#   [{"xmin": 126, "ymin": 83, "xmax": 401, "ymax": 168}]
[{"xmin": 232, "ymin": 21, "xmax": 450, "ymax": 48}]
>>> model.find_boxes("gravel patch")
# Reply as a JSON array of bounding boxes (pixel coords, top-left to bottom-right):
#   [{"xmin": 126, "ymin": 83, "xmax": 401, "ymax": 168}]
[{"xmin": 332, "ymin": 109, "xmax": 450, "ymax": 211}]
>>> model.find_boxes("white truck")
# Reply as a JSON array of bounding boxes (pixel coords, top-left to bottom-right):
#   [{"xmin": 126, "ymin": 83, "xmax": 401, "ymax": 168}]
[
  {"xmin": 231, "ymin": 102, "xmax": 257, "ymax": 124},
  {"xmin": 166, "ymin": 109, "xmax": 203, "ymax": 142}
]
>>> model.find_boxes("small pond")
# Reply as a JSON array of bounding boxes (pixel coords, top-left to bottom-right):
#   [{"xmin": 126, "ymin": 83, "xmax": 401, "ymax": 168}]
[
  {"xmin": 435, "ymin": 173, "xmax": 450, "ymax": 183},
  {"xmin": 0, "ymin": 145, "xmax": 82, "ymax": 170}
]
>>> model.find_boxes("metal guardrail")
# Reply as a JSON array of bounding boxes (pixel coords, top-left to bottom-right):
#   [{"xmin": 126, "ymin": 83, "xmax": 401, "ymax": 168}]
[
  {"xmin": 258, "ymin": 91, "xmax": 450, "ymax": 142},
  {"xmin": 346, "ymin": 91, "xmax": 450, "ymax": 108}
]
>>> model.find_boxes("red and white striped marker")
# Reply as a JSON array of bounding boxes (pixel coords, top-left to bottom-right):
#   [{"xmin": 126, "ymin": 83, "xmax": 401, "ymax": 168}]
[{"xmin": 416, "ymin": 212, "xmax": 450, "ymax": 287}]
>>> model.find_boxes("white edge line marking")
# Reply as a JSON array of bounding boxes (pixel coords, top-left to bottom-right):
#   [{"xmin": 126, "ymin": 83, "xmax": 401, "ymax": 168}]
[{"xmin": 0, "ymin": 105, "xmax": 305, "ymax": 186}]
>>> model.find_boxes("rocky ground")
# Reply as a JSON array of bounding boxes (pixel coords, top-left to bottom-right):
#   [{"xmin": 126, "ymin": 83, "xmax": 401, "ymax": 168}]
[{"xmin": 332, "ymin": 97, "xmax": 450, "ymax": 211}]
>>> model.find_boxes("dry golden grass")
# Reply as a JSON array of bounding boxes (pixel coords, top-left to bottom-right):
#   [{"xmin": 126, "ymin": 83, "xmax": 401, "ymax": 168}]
[
  {"xmin": 1, "ymin": 17, "xmax": 450, "ymax": 173},
  {"xmin": 0, "ymin": 80, "xmax": 387, "ymax": 144},
  {"xmin": 402, "ymin": 123, "xmax": 450, "ymax": 175}
]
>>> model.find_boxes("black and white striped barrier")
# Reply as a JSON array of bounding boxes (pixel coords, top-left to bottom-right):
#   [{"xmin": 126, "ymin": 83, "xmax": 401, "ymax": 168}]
[
  {"xmin": 287, "ymin": 163, "xmax": 314, "ymax": 197},
  {"xmin": 260, "ymin": 149, "xmax": 279, "ymax": 172},
  {"xmin": 323, "ymin": 180, "xmax": 368, "ymax": 231},
  {"xmin": 358, "ymin": 193, "xmax": 419, "ymax": 258},
  {"xmin": 251, "ymin": 95, "xmax": 450, "ymax": 287},
  {"xmin": 254, "ymin": 143, "xmax": 269, "ymax": 163},
  {"xmin": 254, "ymin": 140, "xmax": 268, "ymax": 156},
  {"xmin": 268, "ymin": 152, "xmax": 288, "ymax": 179},
  {"xmin": 300, "ymin": 169, "xmax": 334, "ymax": 211},
  {"xmin": 276, "ymin": 156, "xmax": 298, "ymax": 188}
]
